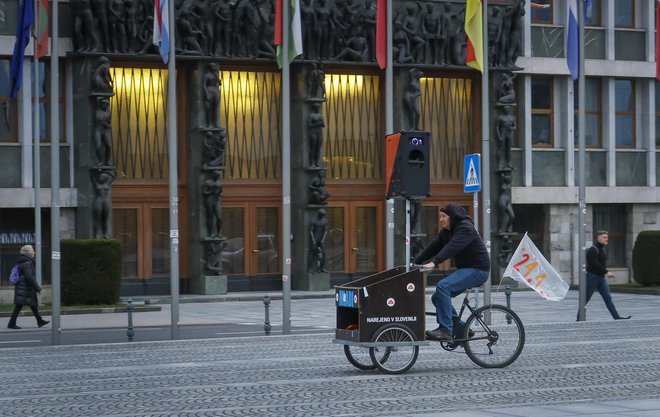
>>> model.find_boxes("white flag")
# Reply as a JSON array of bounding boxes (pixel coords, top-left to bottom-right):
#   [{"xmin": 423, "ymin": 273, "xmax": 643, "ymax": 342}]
[{"xmin": 504, "ymin": 233, "xmax": 569, "ymax": 301}]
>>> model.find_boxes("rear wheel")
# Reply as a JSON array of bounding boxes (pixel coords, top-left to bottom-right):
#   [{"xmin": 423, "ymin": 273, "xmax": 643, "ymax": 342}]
[
  {"xmin": 344, "ymin": 344, "xmax": 390, "ymax": 370},
  {"xmin": 369, "ymin": 324, "xmax": 419, "ymax": 374},
  {"xmin": 463, "ymin": 304, "xmax": 525, "ymax": 368}
]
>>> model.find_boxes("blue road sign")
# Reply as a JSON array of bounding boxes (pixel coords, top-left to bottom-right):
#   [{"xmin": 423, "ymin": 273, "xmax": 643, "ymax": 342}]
[{"xmin": 464, "ymin": 154, "xmax": 481, "ymax": 193}]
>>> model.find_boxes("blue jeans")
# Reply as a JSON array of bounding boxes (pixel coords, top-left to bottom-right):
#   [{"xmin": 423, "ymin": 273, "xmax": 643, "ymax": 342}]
[
  {"xmin": 577, "ymin": 272, "xmax": 621, "ymax": 320},
  {"xmin": 431, "ymin": 268, "xmax": 489, "ymax": 332}
]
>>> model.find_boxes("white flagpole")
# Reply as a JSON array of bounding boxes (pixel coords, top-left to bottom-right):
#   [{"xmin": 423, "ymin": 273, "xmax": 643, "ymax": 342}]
[
  {"xmin": 32, "ymin": 0, "xmax": 42, "ymax": 289},
  {"xmin": 577, "ymin": 0, "xmax": 587, "ymax": 321},
  {"xmin": 50, "ymin": 0, "xmax": 61, "ymax": 345},
  {"xmin": 282, "ymin": 0, "xmax": 292, "ymax": 335},
  {"xmin": 481, "ymin": 0, "xmax": 491, "ymax": 306},
  {"xmin": 385, "ymin": 0, "xmax": 394, "ymax": 269},
  {"xmin": 167, "ymin": 0, "xmax": 180, "ymax": 339}
]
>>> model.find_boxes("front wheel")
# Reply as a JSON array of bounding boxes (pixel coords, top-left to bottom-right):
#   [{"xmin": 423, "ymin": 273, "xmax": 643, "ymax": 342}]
[
  {"xmin": 369, "ymin": 324, "xmax": 419, "ymax": 374},
  {"xmin": 463, "ymin": 304, "xmax": 525, "ymax": 368}
]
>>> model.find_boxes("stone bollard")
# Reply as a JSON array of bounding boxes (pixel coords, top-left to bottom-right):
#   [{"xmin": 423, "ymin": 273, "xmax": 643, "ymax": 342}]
[
  {"xmin": 127, "ymin": 298, "xmax": 135, "ymax": 342},
  {"xmin": 263, "ymin": 294, "xmax": 271, "ymax": 335},
  {"xmin": 504, "ymin": 285, "xmax": 512, "ymax": 324}
]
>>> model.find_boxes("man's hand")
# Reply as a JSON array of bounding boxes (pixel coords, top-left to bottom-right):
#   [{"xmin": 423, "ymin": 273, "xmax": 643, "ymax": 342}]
[{"xmin": 606, "ymin": 272, "xmax": 615, "ymax": 279}]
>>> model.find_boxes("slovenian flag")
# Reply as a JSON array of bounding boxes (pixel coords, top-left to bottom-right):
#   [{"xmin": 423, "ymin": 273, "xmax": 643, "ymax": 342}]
[
  {"xmin": 274, "ymin": 0, "xmax": 303, "ymax": 69},
  {"xmin": 375, "ymin": 0, "xmax": 386, "ymax": 69},
  {"xmin": 153, "ymin": 0, "xmax": 170, "ymax": 64},
  {"xmin": 566, "ymin": 0, "xmax": 579, "ymax": 80},
  {"xmin": 9, "ymin": 0, "xmax": 33, "ymax": 99},
  {"xmin": 465, "ymin": 0, "xmax": 483, "ymax": 72}
]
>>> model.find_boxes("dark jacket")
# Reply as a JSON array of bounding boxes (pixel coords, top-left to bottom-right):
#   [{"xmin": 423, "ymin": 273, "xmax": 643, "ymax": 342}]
[
  {"xmin": 414, "ymin": 204, "xmax": 490, "ymax": 270},
  {"xmin": 586, "ymin": 241, "xmax": 608, "ymax": 276},
  {"xmin": 13, "ymin": 255, "xmax": 41, "ymax": 307}
]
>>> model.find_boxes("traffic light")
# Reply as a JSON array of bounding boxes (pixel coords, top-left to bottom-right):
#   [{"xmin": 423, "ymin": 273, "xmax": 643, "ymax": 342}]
[{"xmin": 385, "ymin": 131, "xmax": 430, "ymax": 199}]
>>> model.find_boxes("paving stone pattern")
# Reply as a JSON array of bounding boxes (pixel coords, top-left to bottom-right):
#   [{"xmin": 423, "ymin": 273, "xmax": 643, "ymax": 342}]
[{"xmin": 2, "ymin": 317, "xmax": 660, "ymax": 416}]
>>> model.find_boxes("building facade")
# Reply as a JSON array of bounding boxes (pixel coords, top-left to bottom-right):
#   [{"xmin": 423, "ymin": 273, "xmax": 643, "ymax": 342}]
[{"xmin": 0, "ymin": 0, "xmax": 658, "ymax": 300}]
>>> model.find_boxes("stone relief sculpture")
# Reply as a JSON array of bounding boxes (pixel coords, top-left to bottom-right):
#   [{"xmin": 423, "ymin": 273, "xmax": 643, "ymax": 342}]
[
  {"xmin": 73, "ymin": 0, "xmax": 99, "ymax": 52},
  {"xmin": 91, "ymin": 168, "xmax": 116, "ymax": 239},
  {"xmin": 306, "ymin": 63, "xmax": 326, "ymax": 99},
  {"xmin": 495, "ymin": 104, "xmax": 515, "ymax": 170},
  {"xmin": 203, "ymin": 63, "xmax": 221, "ymax": 128},
  {"xmin": 309, "ymin": 208, "xmax": 328, "ymax": 273},
  {"xmin": 203, "ymin": 129, "xmax": 226, "ymax": 168},
  {"xmin": 94, "ymin": 97, "xmax": 113, "ymax": 166},
  {"xmin": 333, "ymin": 27, "xmax": 369, "ymax": 62},
  {"xmin": 91, "ymin": 0, "xmax": 110, "ymax": 52},
  {"xmin": 205, "ymin": 240, "xmax": 224, "ymax": 274},
  {"xmin": 403, "ymin": 68, "xmax": 423, "ymax": 130},
  {"xmin": 309, "ymin": 171, "xmax": 330, "ymax": 205},
  {"xmin": 308, "ymin": 102, "xmax": 325, "ymax": 167},
  {"xmin": 421, "ymin": 3, "xmax": 441, "ymax": 65},
  {"xmin": 497, "ymin": 173, "xmax": 515, "ymax": 233},
  {"xmin": 202, "ymin": 170, "xmax": 223, "ymax": 237},
  {"xmin": 92, "ymin": 57, "xmax": 114, "ymax": 92},
  {"xmin": 300, "ymin": 0, "xmax": 318, "ymax": 59},
  {"xmin": 213, "ymin": 0, "xmax": 233, "ymax": 56},
  {"xmin": 108, "ymin": 0, "xmax": 128, "ymax": 52}
]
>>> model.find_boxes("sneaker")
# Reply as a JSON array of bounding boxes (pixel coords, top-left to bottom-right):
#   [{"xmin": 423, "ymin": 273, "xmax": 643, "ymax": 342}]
[
  {"xmin": 7, "ymin": 325, "xmax": 21, "ymax": 330},
  {"xmin": 614, "ymin": 316, "xmax": 631, "ymax": 320},
  {"xmin": 38, "ymin": 320, "xmax": 50, "ymax": 328},
  {"xmin": 426, "ymin": 326, "xmax": 453, "ymax": 342}
]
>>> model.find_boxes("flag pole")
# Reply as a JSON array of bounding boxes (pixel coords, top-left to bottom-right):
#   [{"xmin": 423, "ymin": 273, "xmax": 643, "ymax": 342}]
[
  {"xmin": 481, "ymin": 0, "xmax": 491, "ymax": 306},
  {"xmin": 281, "ymin": 0, "xmax": 292, "ymax": 335},
  {"xmin": 50, "ymin": 0, "xmax": 61, "ymax": 345},
  {"xmin": 577, "ymin": 0, "xmax": 587, "ymax": 321},
  {"xmin": 166, "ymin": 0, "xmax": 180, "ymax": 339},
  {"xmin": 385, "ymin": 0, "xmax": 394, "ymax": 268},
  {"xmin": 32, "ymin": 0, "xmax": 42, "ymax": 289}
]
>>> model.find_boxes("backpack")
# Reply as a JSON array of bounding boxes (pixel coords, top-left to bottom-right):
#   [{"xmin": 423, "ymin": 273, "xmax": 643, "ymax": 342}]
[{"xmin": 9, "ymin": 265, "xmax": 20, "ymax": 285}]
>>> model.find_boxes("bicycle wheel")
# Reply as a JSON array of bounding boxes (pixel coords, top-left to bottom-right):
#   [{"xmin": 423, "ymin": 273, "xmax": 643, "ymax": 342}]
[
  {"xmin": 369, "ymin": 324, "xmax": 419, "ymax": 374},
  {"xmin": 463, "ymin": 304, "xmax": 525, "ymax": 368},
  {"xmin": 344, "ymin": 344, "xmax": 390, "ymax": 370}
]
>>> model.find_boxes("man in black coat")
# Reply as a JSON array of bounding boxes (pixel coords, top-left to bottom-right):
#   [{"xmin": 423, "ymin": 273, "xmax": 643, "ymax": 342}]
[
  {"xmin": 7, "ymin": 245, "xmax": 50, "ymax": 329},
  {"xmin": 577, "ymin": 230, "xmax": 630, "ymax": 321},
  {"xmin": 414, "ymin": 203, "xmax": 490, "ymax": 341}
]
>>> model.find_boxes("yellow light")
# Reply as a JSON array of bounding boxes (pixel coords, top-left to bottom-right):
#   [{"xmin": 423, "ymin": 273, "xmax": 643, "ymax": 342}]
[
  {"xmin": 324, "ymin": 74, "xmax": 364, "ymax": 95},
  {"xmin": 111, "ymin": 68, "xmax": 164, "ymax": 95}
]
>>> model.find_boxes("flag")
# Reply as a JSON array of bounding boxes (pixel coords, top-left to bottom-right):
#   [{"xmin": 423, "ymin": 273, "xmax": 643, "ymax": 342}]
[
  {"xmin": 375, "ymin": 0, "xmax": 386, "ymax": 69},
  {"xmin": 152, "ymin": 0, "xmax": 170, "ymax": 64},
  {"xmin": 656, "ymin": 0, "xmax": 660, "ymax": 81},
  {"xmin": 275, "ymin": 0, "xmax": 303, "ymax": 69},
  {"xmin": 566, "ymin": 0, "xmax": 579, "ymax": 80},
  {"xmin": 10, "ymin": 0, "xmax": 34, "ymax": 99},
  {"xmin": 464, "ymin": 0, "xmax": 483, "ymax": 72},
  {"xmin": 504, "ymin": 233, "xmax": 569, "ymax": 301},
  {"xmin": 35, "ymin": 0, "xmax": 49, "ymax": 58}
]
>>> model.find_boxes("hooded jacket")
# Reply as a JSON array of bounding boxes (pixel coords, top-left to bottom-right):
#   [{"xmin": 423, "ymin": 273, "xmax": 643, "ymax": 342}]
[
  {"xmin": 13, "ymin": 255, "xmax": 41, "ymax": 307},
  {"xmin": 413, "ymin": 203, "xmax": 490, "ymax": 270}
]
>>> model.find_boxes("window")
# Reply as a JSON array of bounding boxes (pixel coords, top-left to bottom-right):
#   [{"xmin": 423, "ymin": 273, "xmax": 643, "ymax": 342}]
[
  {"xmin": 33, "ymin": 61, "xmax": 66, "ymax": 143},
  {"xmin": 0, "ymin": 60, "xmax": 18, "ymax": 142},
  {"xmin": 530, "ymin": 0, "xmax": 552, "ymax": 24},
  {"xmin": 574, "ymin": 78, "xmax": 601, "ymax": 147},
  {"xmin": 584, "ymin": 0, "xmax": 601, "ymax": 26},
  {"xmin": 531, "ymin": 77, "xmax": 553, "ymax": 146},
  {"xmin": 614, "ymin": 0, "xmax": 634, "ymax": 28},
  {"xmin": 592, "ymin": 205, "xmax": 626, "ymax": 267},
  {"xmin": 655, "ymin": 81, "xmax": 660, "ymax": 148},
  {"xmin": 615, "ymin": 79, "xmax": 635, "ymax": 147}
]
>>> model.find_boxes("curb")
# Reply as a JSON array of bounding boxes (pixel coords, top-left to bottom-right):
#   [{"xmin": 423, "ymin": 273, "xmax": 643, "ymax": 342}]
[{"xmin": 0, "ymin": 305, "xmax": 161, "ymax": 318}]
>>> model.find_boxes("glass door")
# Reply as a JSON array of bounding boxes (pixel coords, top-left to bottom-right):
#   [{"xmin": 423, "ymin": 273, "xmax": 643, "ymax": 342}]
[{"xmin": 221, "ymin": 203, "xmax": 280, "ymax": 275}]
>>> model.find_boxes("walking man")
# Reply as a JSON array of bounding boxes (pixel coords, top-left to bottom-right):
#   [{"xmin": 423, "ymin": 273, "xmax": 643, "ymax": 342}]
[
  {"xmin": 578, "ymin": 230, "xmax": 631, "ymax": 321},
  {"xmin": 7, "ymin": 245, "xmax": 50, "ymax": 329}
]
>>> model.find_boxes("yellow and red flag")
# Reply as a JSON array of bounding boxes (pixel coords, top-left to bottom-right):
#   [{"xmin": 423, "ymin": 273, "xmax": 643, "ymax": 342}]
[
  {"xmin": 465, "ymin": 0, "xmax": 483, "ymax": 72},
  {"xmin": 375, "ymin": 0, "xmax": 387, "ymax": 69},
  {"xmin": 35, "ymin": 0, "xmax": 49, "ymax": 58}
]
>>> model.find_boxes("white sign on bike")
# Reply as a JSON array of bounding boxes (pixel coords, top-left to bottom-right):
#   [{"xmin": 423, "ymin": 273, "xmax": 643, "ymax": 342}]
[{"xmin": 504, "ymin": 233, "xmax": 569, "ymax": 301}]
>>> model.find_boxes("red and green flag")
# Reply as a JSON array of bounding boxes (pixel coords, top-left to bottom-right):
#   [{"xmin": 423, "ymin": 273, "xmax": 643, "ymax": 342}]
[{"xmin": 35, "ymin": 0, "xmax": 49, "ymax": 58}]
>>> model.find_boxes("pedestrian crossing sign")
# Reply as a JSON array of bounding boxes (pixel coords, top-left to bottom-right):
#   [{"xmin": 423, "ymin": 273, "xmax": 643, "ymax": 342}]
[{"xmin": 464, "ymin": 154, "xmax": 481, "ymax": 193}]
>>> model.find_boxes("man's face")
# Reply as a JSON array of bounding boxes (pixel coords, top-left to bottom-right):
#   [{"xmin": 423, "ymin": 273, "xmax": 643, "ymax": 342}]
[
  {"xmin": 439, "ymin": 212, "xmax": 451, "ymax": 230},
  {"xmin": 597, "ymin": 234, "xmax": 609, "ymax": 246}
]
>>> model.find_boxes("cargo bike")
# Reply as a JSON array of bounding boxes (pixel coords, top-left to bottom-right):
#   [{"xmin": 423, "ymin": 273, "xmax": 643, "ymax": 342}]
[{"xmin": 333, "ymin": 267, "xmax": 525, "ymax": 374}]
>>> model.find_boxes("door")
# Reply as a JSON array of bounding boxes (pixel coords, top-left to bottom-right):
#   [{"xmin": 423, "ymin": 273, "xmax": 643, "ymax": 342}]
[
  {"xmin": 221, "ymin": 203, "xmax": 280, "ymax": 275},
  {"xmin": 325, "ymin": 201, "xmax": 382, "ymax": 274}
]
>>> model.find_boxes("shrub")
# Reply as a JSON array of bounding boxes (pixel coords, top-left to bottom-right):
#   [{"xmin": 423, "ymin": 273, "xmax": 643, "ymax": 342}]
[
  {"xmin": 632, "ymin": 231, "xmax": 660, "ymax": 286},
  {"xmin": 61, "ymin": 239, "xmax": 123, "ymax": 305}
]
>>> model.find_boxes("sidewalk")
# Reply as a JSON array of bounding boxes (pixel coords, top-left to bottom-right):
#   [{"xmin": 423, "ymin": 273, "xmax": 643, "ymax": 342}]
[{"xmin": 1, "ymin": 288, "xmax": 654, "ymax": 332}]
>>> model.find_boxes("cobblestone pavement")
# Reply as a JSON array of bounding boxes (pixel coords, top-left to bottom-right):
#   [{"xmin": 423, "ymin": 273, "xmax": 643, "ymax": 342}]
[{"xmin": 2, "ymin": 290, "xmax": 660, "ymax": 416}]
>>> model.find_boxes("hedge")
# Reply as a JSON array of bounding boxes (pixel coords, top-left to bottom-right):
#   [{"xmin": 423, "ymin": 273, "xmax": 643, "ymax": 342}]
[
  {"xmin": 631, "ymin": 231, "xmax": 660, "ymax": 286},
  {"xmin": 61, "ymin": 239, "xmax": 123, "ymax": 305}
]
